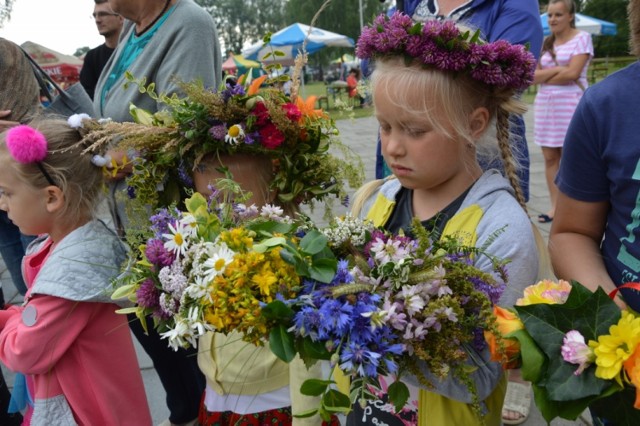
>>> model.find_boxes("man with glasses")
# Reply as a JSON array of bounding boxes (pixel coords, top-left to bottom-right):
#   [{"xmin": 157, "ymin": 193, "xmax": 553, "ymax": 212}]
[{"xmin": 80, "ymin": 0, "xmax": 123, "ymax": 100}]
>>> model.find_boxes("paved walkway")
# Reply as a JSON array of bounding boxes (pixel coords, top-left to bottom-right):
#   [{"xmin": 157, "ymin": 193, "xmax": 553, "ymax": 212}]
[{"xmin": 0, "ymin": 108, "xmax": 591, "ymax": 425}]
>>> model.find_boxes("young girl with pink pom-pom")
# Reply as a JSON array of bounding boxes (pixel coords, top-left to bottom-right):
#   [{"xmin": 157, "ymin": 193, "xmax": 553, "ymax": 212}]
[{"xmin": 0, "ymin": 116, "xmax": 152, "ymax": 424}]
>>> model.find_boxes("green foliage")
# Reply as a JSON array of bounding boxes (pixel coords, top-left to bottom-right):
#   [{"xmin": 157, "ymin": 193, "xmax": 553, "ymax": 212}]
[
  {"xmin": 514, "ymin": 281, "xmax": 626, "ymax": 422},
  {"xmin": 196, "ymin": 0, "xmax": 288, "ymax": 54},
  {"xmin": 584, "ymin": 0, "xmax": 631, "ymax": 57}
]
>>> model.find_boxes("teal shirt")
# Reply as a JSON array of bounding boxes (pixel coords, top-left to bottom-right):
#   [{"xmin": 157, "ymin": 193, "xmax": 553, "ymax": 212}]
[{"xmin": 100, "ymin": 5, "xmax": 177, "ymax": 110}]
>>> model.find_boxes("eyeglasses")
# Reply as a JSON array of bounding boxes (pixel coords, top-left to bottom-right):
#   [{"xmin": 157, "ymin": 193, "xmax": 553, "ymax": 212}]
[{"xmin": 91, "ymin": 12, "xmax": 119, "ymax": 19}]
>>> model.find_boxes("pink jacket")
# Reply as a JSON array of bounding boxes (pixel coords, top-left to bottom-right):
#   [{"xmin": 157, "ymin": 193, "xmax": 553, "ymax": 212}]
[{"xmin": 0, "ymin": 220, "xmax": 152, "ymax": 425}]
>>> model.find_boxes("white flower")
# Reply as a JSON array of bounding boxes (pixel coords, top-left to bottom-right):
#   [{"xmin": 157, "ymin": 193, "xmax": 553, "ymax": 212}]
[
  {"xmin": 91, "ymin": 154, "xmax": 111, "ymax": 167},
  {"xmin": 179, "ymin": 214, "xmax": 198, "ymax": 237},
  {"xmin": 202, "ymin": 243, "xmax": 235, "ymax": 282},
  {"xmin": 260, "ymin": 204, "xmax": 284, "ymax": 220},
  {"xmin": 160, "ymin": 318, "xmax": 191, "ymax": 351},
  {"xmin": 163, "ymin": 222, "xmax": 190, "ymax": 257},
  {"xmin": 67, "ymin": 113, "xmax": 91, "ymax": 129},
  {"xmin": 225, "ymin": 124, "xmax": 245, "ymax": 144}
]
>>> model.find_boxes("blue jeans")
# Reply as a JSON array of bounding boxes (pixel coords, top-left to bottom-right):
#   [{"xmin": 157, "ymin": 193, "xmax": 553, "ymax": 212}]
[{"xmin": 0, "ymin": 211, "xmax": 35, "ymax": 296}]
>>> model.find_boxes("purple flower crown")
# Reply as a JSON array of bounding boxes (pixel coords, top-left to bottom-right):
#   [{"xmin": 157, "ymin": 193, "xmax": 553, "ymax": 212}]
[{"xmin": 356, "ymin": 12, "xmax": 536, "ymax": 92}]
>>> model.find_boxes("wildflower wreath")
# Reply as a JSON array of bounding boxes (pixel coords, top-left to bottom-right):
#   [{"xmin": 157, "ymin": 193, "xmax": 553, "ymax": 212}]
[
  {"xmin": 487, "ymin": 279, "xmax": 640, "ymax": 424},
  {"xmin": 80, "ymin": 72, "xmax": 363, "ymax": 215}
]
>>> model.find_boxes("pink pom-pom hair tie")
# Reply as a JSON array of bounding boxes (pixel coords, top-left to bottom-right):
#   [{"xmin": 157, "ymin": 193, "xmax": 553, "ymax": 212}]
[{"xmin": 5, "ymin": 125, "xmax": 56, "ymax": 186}]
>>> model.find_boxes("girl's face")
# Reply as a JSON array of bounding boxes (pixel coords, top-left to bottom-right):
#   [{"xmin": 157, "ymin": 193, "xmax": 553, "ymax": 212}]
[
  {"xmin": 548, "ymin": 2, "xmax": 574, "ymax": 34},
  {"xmin": 374, "ymin": 84, "xmax": 477, "ymax": 194},
  {"xmin": 0, "ymin": 162, "xmax": 51, "ymax": 236}
]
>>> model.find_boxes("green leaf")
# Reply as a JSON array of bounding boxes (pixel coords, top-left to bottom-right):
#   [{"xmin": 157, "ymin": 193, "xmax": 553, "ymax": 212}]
[
  {"xmin": 261, "ymin": 300, "xmax": 294, "ymax": 322},
  {"xmin": 309, "ymin": 258, "xmax": 338, "ymax": 283},
  {"xmin": 111, "ymin": 283, "xmax": 138, "ymax": 300},
  {"xmin": 300, "ymin": 378, "xmax": 333, "ymax": 396},
  {"xmin": 300, "ymin": 230, "xmax": 329, "ymax": 255},
  {"xmin": 293, "ymin": 408, "xmax": 318, "ymax": 419},
  {"xmin": 247, "ymin": 221, "xmax": 293, "ymax": 235},
  {"xmin": 509, "ymin": 329, "xmax": 545, "ymax": 383},
  {"xmin": 253, "ymin": 236, "xmax": 287, "ymax": 253},
  {"xmin": 296, "ymin": 337, "xmax": 331, "ymax": 364},
  {"xmin": 322, "ymin": 389, "xmax": 352, "ymax": 413},
  {"xmin": 388, "ymin": 381, "xmax": 410, "ymax": 413},
  {"xmin": 269, "ymin": 324, "xmax": 296, "ymax": 363},
  {"xmin": 185, "ymin": 192, "xmax": 207, "ymax": 214},
  {"xmin": 115, "ymin": 306, "xmax": 140, "ymax": 314}
]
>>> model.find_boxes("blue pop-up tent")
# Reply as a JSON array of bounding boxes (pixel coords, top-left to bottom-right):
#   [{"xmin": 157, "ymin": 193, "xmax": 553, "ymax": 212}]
[
  {"xmin": 242, "ymin": 23, "xmax": 354, "ymax": 65},
  {"xmin": 541, "ymin": 13, "xmax": 617, "ymax": 36}
]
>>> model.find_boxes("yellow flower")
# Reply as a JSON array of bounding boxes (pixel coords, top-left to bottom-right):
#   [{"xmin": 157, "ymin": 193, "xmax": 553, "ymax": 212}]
[
  {"xmin": 516, "ymin": 279, "xmax": 572, "ymax": 306},
  {"xmin": 589, "ymin": 310, "xmax": 640, "ymax": 381}
]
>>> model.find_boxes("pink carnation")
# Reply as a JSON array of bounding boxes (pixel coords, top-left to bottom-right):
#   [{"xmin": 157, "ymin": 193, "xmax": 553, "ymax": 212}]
[
  {"xmin": 561, "ymin": 330, "xmax": 594, "ymax": 375},
  {"xmin": 5, "ymin": 125, "xmax": 48, "ymax": 164}
]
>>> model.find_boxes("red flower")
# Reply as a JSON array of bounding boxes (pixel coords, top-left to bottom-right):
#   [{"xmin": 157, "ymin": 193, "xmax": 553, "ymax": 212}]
[
  {"xmin": 282, "ymin": 103, "xmax": 302, "ymax": 122},
  {"xmin": 259, "ymin": 123, "xmax": 285, "ymax": 149},
  {"xmin": 251, "ymin": 102, "xmax": 270, "ymax": 126}
]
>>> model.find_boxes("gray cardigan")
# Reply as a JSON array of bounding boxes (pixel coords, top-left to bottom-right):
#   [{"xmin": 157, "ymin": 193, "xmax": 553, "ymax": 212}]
[{"xmin": 94, "ymin": 0, "xmax": 222, "ymax": 121}]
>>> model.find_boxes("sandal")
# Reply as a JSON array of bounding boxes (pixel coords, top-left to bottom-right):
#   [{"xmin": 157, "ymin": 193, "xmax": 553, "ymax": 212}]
[
  {"xmin": 537, "ymin": 214, "xmax": 553, "ymax": 223},
  {"xmin": 502, "ymin": 381, "xmax": 532, "ymax": 425}
]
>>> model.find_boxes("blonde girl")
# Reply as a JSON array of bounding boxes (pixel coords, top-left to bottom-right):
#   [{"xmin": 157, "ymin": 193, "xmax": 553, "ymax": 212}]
[
  {"xmin": 0, "ymin": 117, "xmax": 151, "ymax": 425},
  {"xmin": 347, "ymin": 13, "xmax": 540, "ymax": 426}
]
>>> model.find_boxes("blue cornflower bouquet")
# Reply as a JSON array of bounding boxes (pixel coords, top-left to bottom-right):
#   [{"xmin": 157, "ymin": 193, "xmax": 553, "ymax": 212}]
[{"xmin": 267, "ymin": 215, "xmax": 508, "ymax": 420}]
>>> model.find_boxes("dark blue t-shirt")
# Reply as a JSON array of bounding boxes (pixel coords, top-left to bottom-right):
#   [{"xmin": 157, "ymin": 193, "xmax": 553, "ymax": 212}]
[{"xmin": 556, "ymin": 61, "xmax": 640, "ymax": 311}]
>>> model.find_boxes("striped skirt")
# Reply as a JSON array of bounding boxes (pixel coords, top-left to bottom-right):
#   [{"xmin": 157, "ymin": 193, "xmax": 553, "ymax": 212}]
[{"xmin": 533, "ymin": 88, "xmax": 583, "ymax": 148}]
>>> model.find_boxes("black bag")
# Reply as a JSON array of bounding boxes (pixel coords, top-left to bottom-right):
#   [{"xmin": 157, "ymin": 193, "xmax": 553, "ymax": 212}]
[{"xmin": 21, "ymin": 48, "xmax": 95, "ymax": 118}]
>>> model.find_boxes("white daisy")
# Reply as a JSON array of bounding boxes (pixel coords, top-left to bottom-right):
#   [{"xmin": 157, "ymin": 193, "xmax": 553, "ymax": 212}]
[
  {"xmin": 163, "ymin": 222, "xmax": 190, "ymax": 257},
  {"xmin": 225, "ymin": 124, "xmax": 245, "ymax": 144},
  {"xmin": 202, "ymin": 243, "xmax": 236, "ymax": 282},
  {"xmin": 179, "ymin": 214, "xmax": 198, "ymax": 237}
]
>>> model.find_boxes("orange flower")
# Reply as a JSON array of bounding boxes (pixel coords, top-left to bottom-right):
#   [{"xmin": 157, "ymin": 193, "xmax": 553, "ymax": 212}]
[
  {"xmin": 295, "ymin": 95, "xmax": 326, "ymax": 119},
  {"xmin": 485, "ymin": 306, "xmax": 524, "ymax": 369},
  {"xmin": 624, "ymin": 341, "xmax": 640, "ymax": 408},
  {"xmin": 247, "ymin": 75, "xmax": 268, "ymax": 96}
]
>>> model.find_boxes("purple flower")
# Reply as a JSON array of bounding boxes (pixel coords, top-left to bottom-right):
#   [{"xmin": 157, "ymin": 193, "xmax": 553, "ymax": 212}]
[
  {"xmin": 136, "ymin": 278, "xmax": 160, "ymax": 309},
  {"xmin": 150, "ymin": 209, "xmax": 177, "ymax": 238},
  {"xmin": 127, "ymin": 186, "xmax": 136, "ymax": 199},
  {"xmin": 221, "ymin": 81, "xmax": 245, "ymax": 101},
  {"xmin": 209, "ymin": 124, "xmax": 227, "ymax": 140},
  {"xmin": 145, "ymin": 239, "xmax": 175, "ymax": 267},
  {"xmin": 469, "ymin": 276, "xmax": 505, "ymax": 305},
  {"xmin": 177, "ymin": 162, "xmax": 194, "ymax": 187},
  {"xmin": 355, "ymin": 12, "xmax": 535, "ymax": 92}
]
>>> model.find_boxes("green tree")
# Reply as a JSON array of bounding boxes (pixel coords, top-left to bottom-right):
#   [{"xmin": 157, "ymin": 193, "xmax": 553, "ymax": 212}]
[
  {"xmin": 583, "ymin": 0, "xmax": 630, "ymax": 56},
  {"xmin": 283, "ymin": 0, "xmax": 387, "ymax": 66},
  {"xmin": 196, "ymin": 0, "xmax": 287, "ymax": 54},
  {"xmin": 0, "ymin": 0, "xmax": 14, "ymax": 28}
]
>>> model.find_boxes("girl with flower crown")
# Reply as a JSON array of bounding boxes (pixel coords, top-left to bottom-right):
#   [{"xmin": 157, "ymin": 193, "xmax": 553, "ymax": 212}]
[
  {"xmin": 346, "ymin": 13, "xmax": 541, "ymax": 426},
  {"xmin": 0, "ymin": 117, "xmax": 151, "ymax": 424}
]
